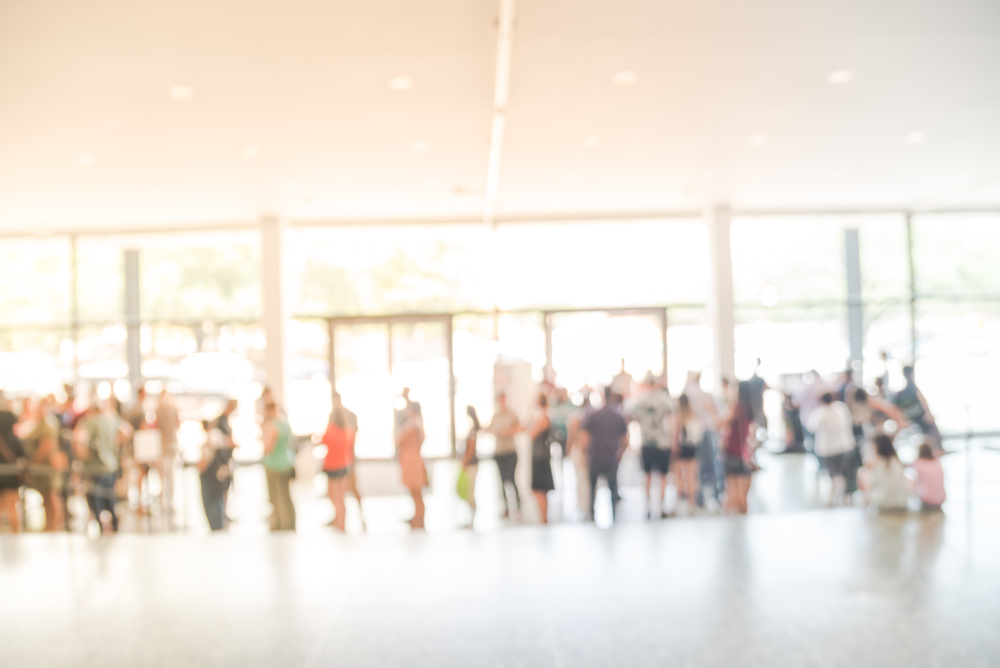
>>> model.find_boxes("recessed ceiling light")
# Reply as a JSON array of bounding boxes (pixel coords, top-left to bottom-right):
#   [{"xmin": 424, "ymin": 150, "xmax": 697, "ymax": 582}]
[
  {"xmin": 423, "ymin": 179, "xmax": 441, "ymax": 189},
  {"xmin": 388, "ymin": 76, "xmax": 415, "ymax": 92},
  {"xmin": 411, "ymin": 140, "xmax": 430, "ymax": 152},
  {"xmin": 562, "ymin": 174, "xmax": 580, "ymax": 185},
  {"xmin": 242, "ymin": 145, "xmax": 260, "ymax": 158},
  {"xmin": 827, "ymin": 70, "xmax": 853, "ymax": 85},
  {"xmin": 747, "ymin": 134, "xmax": 768, "ymax": 147},
  {"xmin": 583, "ymin": 136, "xmax": 600, "ymax": 149},
  {"xmin": 904, "ymin": 131, "xmax": 927, "ymax": 145},
  {"xmin": 77, "ymin": 153, "xmax": 95, "ymax": 166},
  {"xmin": 168, "ymin": 85, "xmax": 194, "ymax": 100},
  {"xmin": 613, "ymin": 71, "xmax": 638, "ymax": 86}
]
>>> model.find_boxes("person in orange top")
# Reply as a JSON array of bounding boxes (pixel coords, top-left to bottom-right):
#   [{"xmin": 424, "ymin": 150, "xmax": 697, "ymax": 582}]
[
  {"xmin": 396, "ymin": 401, "xmax": 427, "ymax": 529},
  {"xmin": 322, "ymin": 399, "xmax": 354, "ymax": 532}
]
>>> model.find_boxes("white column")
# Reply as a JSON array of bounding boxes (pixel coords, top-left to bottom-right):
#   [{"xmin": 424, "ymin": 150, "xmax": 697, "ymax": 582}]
[
  {"xmin": 705, "ymin": 203, "xmax": 735, "ymax": 386},
  {"xmin": 260, "ymin": 216, "xmax": 288, "ymax": 407}
]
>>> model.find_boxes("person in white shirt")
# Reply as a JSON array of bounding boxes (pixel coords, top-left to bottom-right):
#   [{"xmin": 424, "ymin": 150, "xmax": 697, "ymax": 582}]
[{"xmin": 806, "ymin": 392, "xmax": 856, "ymax": 506}]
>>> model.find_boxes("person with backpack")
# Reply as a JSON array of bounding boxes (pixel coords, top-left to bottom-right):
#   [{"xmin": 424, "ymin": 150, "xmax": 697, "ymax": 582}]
[{"xmin": 198, "ymin": 419, "xmax": 234, "ymax": 531}]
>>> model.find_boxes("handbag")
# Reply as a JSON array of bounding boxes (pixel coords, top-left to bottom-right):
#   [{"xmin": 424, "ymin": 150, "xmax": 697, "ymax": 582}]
[{"xmin": 456, "ymin": 468, "xmax": 470, "ymax": 501}]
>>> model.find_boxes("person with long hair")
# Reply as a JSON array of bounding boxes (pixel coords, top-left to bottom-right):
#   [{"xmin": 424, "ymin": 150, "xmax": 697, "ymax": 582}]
[
  {"xmin": 322, "ymin": 396, "xmax": 353, "ymax": 532},
  {"xmin": 860, "ymin": 433, "xmax": 908, "ymax": 511},
  {"xmin": 397, "ymin": 401, "xmax": 427, "ymax": 529},
  {"xmin": 461, "ymin": 405, "xmax": 480, "ymax": 527},
  {"xmin": 719, "ymin": 381, "xmax": 754, "ymax": 514},
  {"xmin": 526, "ymin": 393, "xmax": 553, "ymax": 524},
  {"xmin": 673, "ymin": 394, "xmax": 705, "ymax": 514}
]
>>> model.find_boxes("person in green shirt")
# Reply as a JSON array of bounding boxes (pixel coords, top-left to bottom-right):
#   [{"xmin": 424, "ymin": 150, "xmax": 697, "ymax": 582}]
[{"xmin": 261, "ymin": 401, "xmax": 296, "ymax": 531}]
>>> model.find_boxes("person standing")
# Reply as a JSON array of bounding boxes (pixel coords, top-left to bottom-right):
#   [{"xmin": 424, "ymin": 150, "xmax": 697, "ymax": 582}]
[
  {"xmin": 460, "ymin": 406, "xmax": 481, "ymax": 527},
  {"xmin": 611, "ymin": 359, "xmax": 634, "ymax": 399},
  {"xmin": 792, "ymin": 370, "xmax": 832, "ymax": 449},
  {"xmin": 581, "ymin": 388, "xmax": 629, "ymax": 523},
  {"xmin": 673, "ymin": 395, "xmax": 706, "ymax": 514},
  {"xmin": 685, "ymin": 371, "xmax": 722, "ymax": 505},
  {"xmin": 23, "ymin": 396, "xmax": 67, "ymax": 531},
  {"xmin": 526, "ymin": 393, "xmax": 554, "ymax": 524},
  {"xmin": 155, "ymin": 389, "xmax": 181, "ymax": 517},
  {"xmin": 122, "ymin": 385, "xmax": 148, "ymax": 510},
  {"xmin": 625, "ymin": 373, "xmax": 674, "ymax": 519},
  {"xmin": 321, "ymin": 399, "xmax": 353, "ymax": 532},
  {"xmin": 261, "ymin": 401, "xmax": 296, "ymax": 531},
  {"xmin": 0, "ymin": 408, "xmax": 25, "ymax": 533},
  {"xmin": 75, "ymin": 402, "xmax": 129, "ymax": 533},
  {"xmin": 806, "ymin": 392, "xmax": 857, "ymax": 506},
  {"xmin": 893, "ymin": 366, "xmax": 942, "ymax": 452},
  {"xmin": 334, "ymin": 393, "xmax": 365, "ymax": 531},
  {"xmin": 720, "ymin": 382, "xmax": 754, "ymax": 515},
  {"xmin": 396, "ymin": 402, "xmax": 427, "ymax": 529},
  {"xmin": 197, "ymin": 419, "xmax": 233, "ymax": 531},
  {"xmin": 566, "ymin": 391, "xmax": 594, "ymax": 520},
  {"xmin": 489, "ymin": 393, "xmax": 521, "ymax": 519}
]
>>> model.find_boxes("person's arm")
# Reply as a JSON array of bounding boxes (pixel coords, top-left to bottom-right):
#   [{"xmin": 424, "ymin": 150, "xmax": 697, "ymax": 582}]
[
  {"xmin": 616, "ymin": 423, "xmax": 629, "ymax": 463},
  {"xmin": 915, "ymin": 389, "xmax": 935, "ymax": 423},
  {"xmin": 869, "ymin": 396, "xmax": 907, "ymax": 427},
  {"xmin": 262, "ymin": 421, "xmax": 277, "ymax": 455},
  {"xmin": 716, "ymin": 402, "xmax": 736, "ymax": 431},
  {"xmin": 671, "ymin": 413, "xmax": 682, "ymax": 454}
]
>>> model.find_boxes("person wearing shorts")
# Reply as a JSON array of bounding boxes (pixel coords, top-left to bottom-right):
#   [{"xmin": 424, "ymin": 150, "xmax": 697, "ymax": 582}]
[
  {"xmin": 807, "ymin": 392, "xmax": 856, "ymax": 506},
  {"xmin": 625, "ymin": 374, "xmax": 674, "ymax": 519}
]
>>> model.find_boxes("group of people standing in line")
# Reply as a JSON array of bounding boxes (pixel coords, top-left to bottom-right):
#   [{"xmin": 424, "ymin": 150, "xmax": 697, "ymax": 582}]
[
  {"xmin": 0, "ymin": 384, "xmax": 228, "ymax": 534},
  {"xmin": 445, "ymin": 367, "xmax": 759, "ymax": 526},
  {"xmin": 0, "ymin": 356, "xmax": 949, "ymax": 534}
]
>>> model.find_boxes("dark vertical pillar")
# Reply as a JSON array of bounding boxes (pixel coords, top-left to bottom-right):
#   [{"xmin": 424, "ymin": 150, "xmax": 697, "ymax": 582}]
[
  {"xmin": 845, "ymin": 228, "xmax": 864, "ymax": 375},
  {"xmin": 124, "ymin": 249, "xmax": 142, "ymax": 392},
  {"xmin": 446, "ymin": 315, "xmax": 456, "ymax": 457},
  {"xmin": 905, "ymin": 213, "xmax": 917, "ymax": 362}
]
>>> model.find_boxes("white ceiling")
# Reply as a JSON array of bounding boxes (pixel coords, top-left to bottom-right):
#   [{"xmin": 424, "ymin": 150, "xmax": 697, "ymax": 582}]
[{"xmin": 1, "ymin": 0, "xmax": 999, "ymax": 231}]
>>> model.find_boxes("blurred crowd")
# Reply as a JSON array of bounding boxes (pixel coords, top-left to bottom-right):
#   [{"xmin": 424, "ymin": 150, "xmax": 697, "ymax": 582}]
[{"xmin": 0, "ymin": 357, "xmax": 947, "ymax": 534}]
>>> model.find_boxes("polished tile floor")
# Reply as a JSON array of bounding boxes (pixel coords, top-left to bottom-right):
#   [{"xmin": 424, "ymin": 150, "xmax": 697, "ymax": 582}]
[
  {"xmin": 4, "ymin": 442, "xmax": 999, "ymax": 667},
  {"xmin": 2, "ymin": 504, "xmax": 998, "ymax": 667}
]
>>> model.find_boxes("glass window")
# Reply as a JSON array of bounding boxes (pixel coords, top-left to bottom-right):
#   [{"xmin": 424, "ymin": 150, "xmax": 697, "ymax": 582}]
[
  {"xmin": 0, "ymin": 237, "xmax": 71, "ymax": 325},
  {"xmin": 913, "ymin": 213, "xmax": 1000, "ymax": 297},
  {"xmin": 76, "ymin": 237, "xmax": 124, "ymax": 324},
  {"xmin": 731, "ymin": 216, "xmax": 845, "ymax": 306}
]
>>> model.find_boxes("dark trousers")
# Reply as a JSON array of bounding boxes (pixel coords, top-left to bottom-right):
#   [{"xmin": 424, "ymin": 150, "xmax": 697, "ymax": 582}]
[
  {"xmin": 494, "ymin": 452, "xmax": 520, "ymax": 513},
  {"xmin": 589, "ymin": 463, "xmax": 620, "ymax": 520},
  {"xmin": 86, "ymin": 473, "xmax": 118, "ymax": 530},
  {"xmin": 200, "ymin": 475, "xmax": 226, "ymax": 531}
]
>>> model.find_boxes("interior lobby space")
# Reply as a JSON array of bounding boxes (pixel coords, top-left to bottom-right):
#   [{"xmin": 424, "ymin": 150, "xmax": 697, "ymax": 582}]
[{"xmin": 3, "ymin": 0, "xmax": 1000, "ymax": 666}]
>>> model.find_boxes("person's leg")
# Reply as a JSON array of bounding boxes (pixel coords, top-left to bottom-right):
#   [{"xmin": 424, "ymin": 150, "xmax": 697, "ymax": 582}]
[
  {"xmin": 410, "ymin": 489, "xmax": 425, "ymax": 528},
  {"xmin": 654, "ymin": 473, "xmax": 666, "ymax": 517},
  {"xmin": 466, "ymin": 464, "xmax": 477, "ymax": 526},
  {"xmin": 589, "ymin": 466, "xmax": 600, "ymax": 520},
  {"xmin": 496, "ymin": 454, "xmax": 511, "ymax": 516},
  {"xmin": 280, "ymin": 471, "xmax": 296, "ymax": 531},
  {"xmin": 201, "ymin": 475, "xmax": 216, "ymax": 530},
  {"xmin": 0, "ymin": 489, "xmax": 20, "ymax": 533},
  {"xmin": 331, "ymin": 476, "xmax": 347, "ymax": 531},
  {"xmin": 737, "ymin": 475, "xmax": 751, "ymax": 514},
  {"xmin": 534, "ymin": 490, "xmax": 548, "ymax": 524},
  {"xmin": 724, "ymin": 474, "xmax": 737, "ymax": 514},
  {"xmin": 265, "ymin": 469, "xmax": 279, "ymax": 530},
  {"xmin": 345, "ymin": 470, "xmax": 366, "ymax": 531},
  {"xmin": 204, "ymin": 481, "xmax": 224, "ymax": 531},
  {"xmin": 161, "ymin": 453, "xmax": 175, "ymax": 516},
  {"xmin": 607, "ymin": 464, "xmax": 621, "ymax": 519},
  {"xmin": 644, "ymin": 472, "xmax": 653, "ymax": 517}
]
